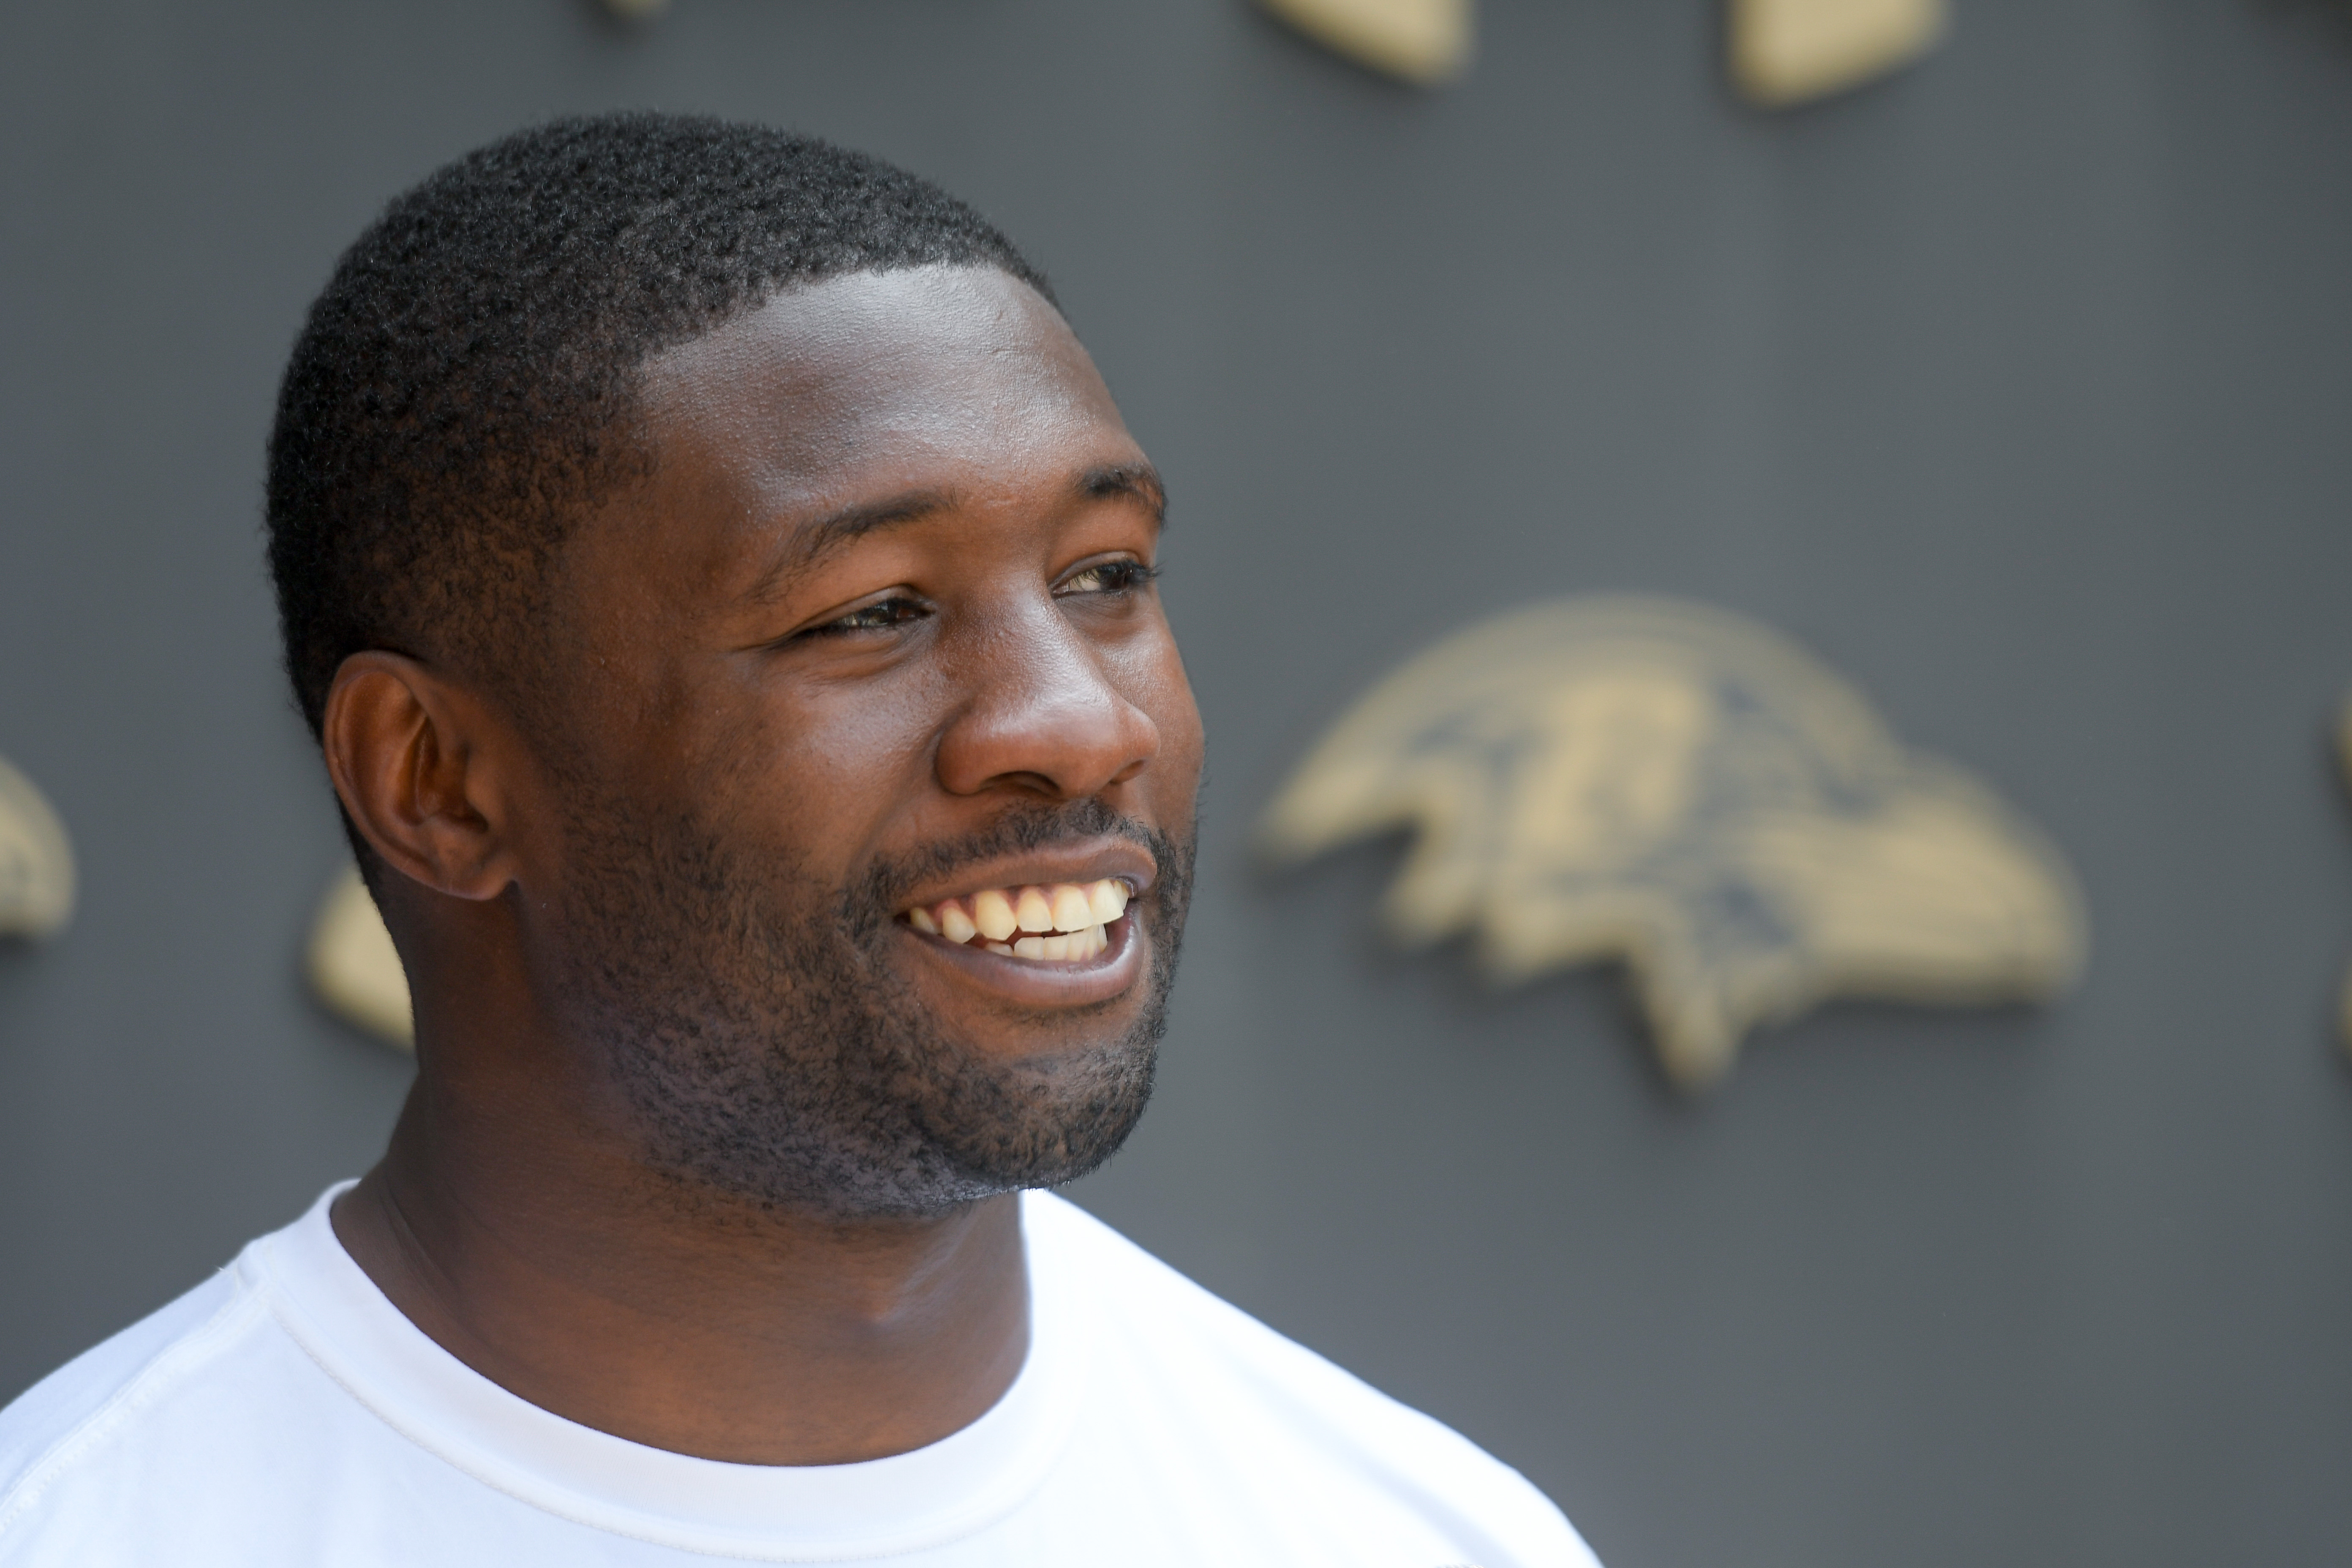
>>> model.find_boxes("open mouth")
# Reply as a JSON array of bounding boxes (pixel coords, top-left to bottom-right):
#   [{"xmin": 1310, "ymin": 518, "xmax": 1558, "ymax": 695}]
[{"xmin": 904, "ymin": 878, "xmax": 1132, "ymax": 963}]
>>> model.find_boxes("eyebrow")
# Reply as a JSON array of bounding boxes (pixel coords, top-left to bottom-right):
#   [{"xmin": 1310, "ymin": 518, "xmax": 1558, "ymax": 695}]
[
  {"xmin": 1081, "ymin": 461, "xmax": 1168, "ymax": 525},
  {"xmin": 745, "ymin": 489, "xmax": 955, "ymax": 607},
  {"xmin": 745, "ymin": 461, "xmax": 1169, "ymax": 607}
]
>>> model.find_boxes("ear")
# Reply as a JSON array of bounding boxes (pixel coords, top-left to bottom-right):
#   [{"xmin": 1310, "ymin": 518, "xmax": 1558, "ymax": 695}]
[{"xmin": 321, "ymin": 652, "xmax": 521, "ymax": 902}]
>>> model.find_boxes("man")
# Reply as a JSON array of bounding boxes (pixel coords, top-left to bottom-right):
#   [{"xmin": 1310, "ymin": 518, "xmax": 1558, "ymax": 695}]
[{"xmin": 0, "ymin": 114, "xmax": 1595, "ymax": 1566}]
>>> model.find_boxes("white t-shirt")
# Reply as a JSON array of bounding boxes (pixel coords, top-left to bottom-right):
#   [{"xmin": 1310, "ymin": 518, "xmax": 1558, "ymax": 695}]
[{"xmin": 0, "ymin": 1185, "xmax": 1596, "ymax": 1566}]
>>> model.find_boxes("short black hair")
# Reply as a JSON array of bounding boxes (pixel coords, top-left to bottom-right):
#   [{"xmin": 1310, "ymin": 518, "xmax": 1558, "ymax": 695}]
[{"xmin": 266, "ymin": 112, "xmax": 1054, "ymax": 739}]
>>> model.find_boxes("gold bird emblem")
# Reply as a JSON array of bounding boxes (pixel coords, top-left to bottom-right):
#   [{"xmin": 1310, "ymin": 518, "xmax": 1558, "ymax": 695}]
[
  {"xmin": 1256, "ymin": 0, "xmax": 1473, "ymax": 85},
  {"xmin": 1728, "ymin": 0, "xmax": 1947, "ymax": 107},
  {"xmin": 0, "ymin": 753, "xmax": 75, "ymax": 941},
  {"xmin": 1259, "ymin": 596, "xmax": 2086, "ymax": 1088},
  {"xmin": 1250, "ymin": 0, "xmax": 1941, "ymax": 99},
  {"xmin": 307, "ymin": 864, "xmax": 413, "ymax": 1049}
]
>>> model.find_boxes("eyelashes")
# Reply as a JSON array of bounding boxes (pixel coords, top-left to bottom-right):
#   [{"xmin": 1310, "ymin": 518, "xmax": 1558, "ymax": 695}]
[
  {"xmin": 812, "ymin": 595, "xmax": 931, "ymax": 636},
  {"xmin": 1054, "ymin": 558, "xmax": 1159, "ymax": 598},
  {"xmin": 802, "ymin": 558, "xmax": 1160, "ymax": 640}
]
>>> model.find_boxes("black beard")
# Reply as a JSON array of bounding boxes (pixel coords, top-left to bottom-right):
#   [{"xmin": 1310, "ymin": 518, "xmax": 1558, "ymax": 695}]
[{"xmin": 545, "ymin": 793, "xmax": 1193, "ymax": 1220}]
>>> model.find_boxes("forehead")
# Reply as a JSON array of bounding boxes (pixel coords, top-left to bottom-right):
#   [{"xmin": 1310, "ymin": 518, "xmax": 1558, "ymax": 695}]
[{"xmin": 637, "ymin": 266, "xmax": 1130, "ymax": 500}]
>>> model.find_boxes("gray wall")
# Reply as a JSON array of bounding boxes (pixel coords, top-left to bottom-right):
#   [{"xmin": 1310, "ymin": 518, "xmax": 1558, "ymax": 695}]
[{"xmin": 5, "ymin": 3, "xmax": 2352, "ymax": 1564}]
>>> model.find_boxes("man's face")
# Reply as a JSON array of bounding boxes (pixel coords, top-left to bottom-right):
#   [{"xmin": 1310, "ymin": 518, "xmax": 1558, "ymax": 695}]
[{"xmin": 516, "ymin": 266, "xmax": 1203, "ymax": 1215}]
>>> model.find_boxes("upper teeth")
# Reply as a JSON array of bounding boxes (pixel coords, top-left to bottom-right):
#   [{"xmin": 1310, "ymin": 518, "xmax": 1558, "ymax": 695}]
[{"xmin": 906, "ymin": 877, "xmax": 1131, "ymax": 961}]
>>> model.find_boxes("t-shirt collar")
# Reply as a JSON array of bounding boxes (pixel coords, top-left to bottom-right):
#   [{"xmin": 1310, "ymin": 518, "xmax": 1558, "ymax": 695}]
[{"xmin": 247, "ymin": 1181, "xmax": 1093, "ymax": 1561}]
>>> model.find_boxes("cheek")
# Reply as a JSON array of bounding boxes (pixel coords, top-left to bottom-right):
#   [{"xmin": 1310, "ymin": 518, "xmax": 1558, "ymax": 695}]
[
  {"xmin": 731, "ymin": 683, "xmax": 942, "ymax": 855},
  {"xmin": 1120, "ymin": 628, "xmax": 1205, "ymax": 784}
]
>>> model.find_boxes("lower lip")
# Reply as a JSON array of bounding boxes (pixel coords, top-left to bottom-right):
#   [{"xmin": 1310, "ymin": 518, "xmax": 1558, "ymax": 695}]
[{"xmin": 898, "ymin": 910, "xmax": 1147, "ymax": 1007}]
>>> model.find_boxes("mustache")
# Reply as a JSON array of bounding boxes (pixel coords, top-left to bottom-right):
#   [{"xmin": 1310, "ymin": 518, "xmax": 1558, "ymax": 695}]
[{"xmin": 847, "ymin": 798, "xmax": 1190, "ymax": 929}]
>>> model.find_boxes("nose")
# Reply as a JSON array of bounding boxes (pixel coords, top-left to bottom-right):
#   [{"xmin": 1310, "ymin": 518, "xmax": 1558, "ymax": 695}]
[{"xmin": 933, "ymin": 604, "xmax": 1161, "ymax": 802}]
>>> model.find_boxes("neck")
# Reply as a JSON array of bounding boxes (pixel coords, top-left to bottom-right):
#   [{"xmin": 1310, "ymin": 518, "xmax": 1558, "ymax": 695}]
[{"xmin": 330, "ymin": 1045, "xmax": 1029, "ymax": 1466}]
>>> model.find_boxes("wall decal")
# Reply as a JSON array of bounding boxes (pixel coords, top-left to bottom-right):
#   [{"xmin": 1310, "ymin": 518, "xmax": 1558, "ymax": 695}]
[
  {"xmin": 1729, "ymin": 0, "xmax": 1948, "ymax": 107},
  {"xmin": 0, "ymin": 754, "xmax": 74, "ymax": 941},
  {"xmin": 1257, "ymin": 0, "xmax": 1473, "ymax": 85},
  {"xmin": 308, "ymin": 864, "xmax": 412, "ymax": 1049},
  {"xmin": 1259, "ymin": 596, "xmax": 2084, "ymax": 1088}
]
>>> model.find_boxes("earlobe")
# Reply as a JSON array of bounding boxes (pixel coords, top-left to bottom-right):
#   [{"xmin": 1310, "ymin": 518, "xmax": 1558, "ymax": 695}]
[{"xmin": 321, "ymin": 652, "xmax": 518, "ymax": 902}]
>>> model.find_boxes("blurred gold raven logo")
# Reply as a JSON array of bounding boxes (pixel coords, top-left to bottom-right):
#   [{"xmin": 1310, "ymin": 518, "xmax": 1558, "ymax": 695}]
[
  {"xmin": 308, "ymin": 864, "xmax": 413, "ymax": 1050},
  {"xmin": 1252, "ymin": 0, "xmax": 1943, "ymax": 104},
  {"xmin": 0, "ymin": 753, "xmax": 74, "ymax": 941},
  {"xmin": 1259, "ymin": 597, "xmax": 2086, "ymax": 1089}
]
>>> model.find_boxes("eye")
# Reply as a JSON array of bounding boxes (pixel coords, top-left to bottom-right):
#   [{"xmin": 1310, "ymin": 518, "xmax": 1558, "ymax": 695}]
[
  {"xmin": 806, "ymin": 593, "xmax": 931, "ymax": 637},
  {"xmin": 1054, "ymin": 558, "xmax": 1159, "ymax": 598}
]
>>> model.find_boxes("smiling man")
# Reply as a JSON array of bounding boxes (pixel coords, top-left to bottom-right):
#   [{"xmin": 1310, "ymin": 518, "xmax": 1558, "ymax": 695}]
[{"xmin": 0, "ymin": 115, "xmax": 1594, "ymax": 1567}]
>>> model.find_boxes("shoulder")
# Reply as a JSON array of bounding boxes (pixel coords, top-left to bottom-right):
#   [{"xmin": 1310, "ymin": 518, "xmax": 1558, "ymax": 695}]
[
  {"xmin": 0, "ymin": 1225, "xmax": 378, "ymax": 1568},
  {"xmin": 1024, "ymin": 1192, "xmax": 1599, "ymax": 1567},
  {"xmin": 0, "ymin": 1264, "xmax": 264, "ymax": 1547}
]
